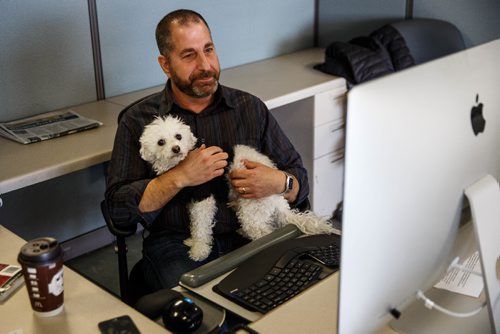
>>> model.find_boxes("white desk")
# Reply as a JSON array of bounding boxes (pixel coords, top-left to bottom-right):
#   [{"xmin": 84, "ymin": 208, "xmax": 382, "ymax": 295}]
[
  {"xmin": 0, "ymin": 225, "xmax": 168, "ymax": 334},
  {"xmin": 0, "ymin": 101, "xmax": 122, "ymax": 195}
]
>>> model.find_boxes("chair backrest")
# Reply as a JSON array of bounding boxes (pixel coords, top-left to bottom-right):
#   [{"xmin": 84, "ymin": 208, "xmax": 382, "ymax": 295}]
[
  {"xmin": 390, "ymin": 18, "xmax": 465, "ymax": 64},
  {"xmin": 117, "ymin": 92, "xmax": 158, "ymax": 124}
]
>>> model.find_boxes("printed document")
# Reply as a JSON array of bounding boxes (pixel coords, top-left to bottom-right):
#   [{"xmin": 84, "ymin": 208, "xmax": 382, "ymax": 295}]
[{"xmin": 434, "ymin": 251, "xmax": 484, "ymax": 298}]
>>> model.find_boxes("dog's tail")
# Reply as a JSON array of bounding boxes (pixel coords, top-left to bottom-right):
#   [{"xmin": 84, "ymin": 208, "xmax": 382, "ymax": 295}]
[{"xmin": 278, "ymin": 209, "xmax": 340, "ymax": 236}]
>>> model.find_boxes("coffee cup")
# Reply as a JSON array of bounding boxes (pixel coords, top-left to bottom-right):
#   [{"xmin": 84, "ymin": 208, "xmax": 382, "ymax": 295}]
[{"xmin": 17, "ymin": 237, "xmax": 64, "ymax": 317}]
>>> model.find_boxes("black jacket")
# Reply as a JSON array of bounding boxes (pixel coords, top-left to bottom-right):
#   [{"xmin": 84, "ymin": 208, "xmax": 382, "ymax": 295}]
[{"xmin": 315, "ymin": 25, "xmax": 415, "ymax": 87}]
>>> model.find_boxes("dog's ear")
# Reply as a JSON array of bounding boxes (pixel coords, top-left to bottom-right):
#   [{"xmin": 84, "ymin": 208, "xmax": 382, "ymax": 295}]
[
  {"xmin": 187, "ymin": 130, "xmax": 197, "ymax": 150},
  {"xmin": 184, "ymin": 125, "xmax": 198, "ymax": 150},
  {"xmin": 139, "ymin": 145, "xmax": 155, "ymax": 164}
]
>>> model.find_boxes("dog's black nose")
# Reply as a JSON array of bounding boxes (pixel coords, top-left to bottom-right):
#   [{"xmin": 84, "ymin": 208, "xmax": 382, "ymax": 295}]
[{"xmin": 172, "ymin": 145, "xmax": 180, "ymax": 154}]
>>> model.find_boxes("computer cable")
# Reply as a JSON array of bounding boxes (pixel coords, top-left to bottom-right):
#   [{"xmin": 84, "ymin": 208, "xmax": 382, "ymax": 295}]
[{"xmin": 416, "ymin": 290, "xmax": 486, "ymax": 318}]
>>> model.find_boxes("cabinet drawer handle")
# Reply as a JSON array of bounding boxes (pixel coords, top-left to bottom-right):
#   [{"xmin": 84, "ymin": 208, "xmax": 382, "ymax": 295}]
[
  {"xmin": 331, "ymin": 148, "xmax": 345, "ymax": 164},
  {"xmin": 330, "ymin": 122, "xmax": 345, "ymax": 132}
]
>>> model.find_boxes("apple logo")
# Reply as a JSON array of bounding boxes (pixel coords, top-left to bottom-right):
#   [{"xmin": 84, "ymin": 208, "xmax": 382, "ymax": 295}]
[{"xmin": 471, "ymin": 94, "xmax": 486, "ymax": 136}]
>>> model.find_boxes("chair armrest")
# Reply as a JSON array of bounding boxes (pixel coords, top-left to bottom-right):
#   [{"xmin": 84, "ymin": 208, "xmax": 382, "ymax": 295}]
[{"xmin": 100, "ymin": 200, "xmax": 138, "ymax": 237}]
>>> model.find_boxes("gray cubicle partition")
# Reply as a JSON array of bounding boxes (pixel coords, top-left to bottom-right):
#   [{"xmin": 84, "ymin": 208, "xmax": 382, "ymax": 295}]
[
  {"xmin": 413, "ymin": 0, "xmax": 500, "ymax": 47},
  {"xmin": 317, "ymin": 0, "xmax": 406, "ymax": 46},
  {"xmin": 317, "ymin": 0, "xmax": 500, "ymax": 48},
  {"xmin": 0, "ymin": 0, "xmax": 96, "ymax": 122}
]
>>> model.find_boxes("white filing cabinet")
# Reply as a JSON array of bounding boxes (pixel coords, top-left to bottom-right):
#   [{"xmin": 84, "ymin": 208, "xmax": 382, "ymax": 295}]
[
  {"xmin": 312, "ymin": 87, "xmax": 346, "ymax": 217},
  {"xmin": 270, "ymin": 85, "xmax": 347, "ymax": 218}
]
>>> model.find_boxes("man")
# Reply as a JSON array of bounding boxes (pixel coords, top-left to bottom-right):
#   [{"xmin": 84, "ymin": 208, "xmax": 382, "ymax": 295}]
[{"xmin": 105, "ymin": 9, "xmax": 309, "ymax": 291}]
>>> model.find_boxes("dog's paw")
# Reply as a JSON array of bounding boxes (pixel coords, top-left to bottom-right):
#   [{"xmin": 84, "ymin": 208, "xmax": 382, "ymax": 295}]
[
  {"xmin": 188, "ymin": 243, "xmax": 212, "ymax": 262},
  {"xmin": 247, "ymin": 227, "xmax": 273, "ymax": 240},
  {"xmin": 239, "ymin": 222, "xmax": 274, "ymax": 240}
]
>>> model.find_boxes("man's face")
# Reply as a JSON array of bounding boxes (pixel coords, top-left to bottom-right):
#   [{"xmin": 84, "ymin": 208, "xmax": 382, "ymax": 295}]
[{"xmin": 161, "ymin": 21, "xmax": 220, "ymax": 98}]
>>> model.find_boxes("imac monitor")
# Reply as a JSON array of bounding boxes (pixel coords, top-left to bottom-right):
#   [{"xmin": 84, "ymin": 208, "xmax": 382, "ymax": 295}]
[{"xmin": 339, "ymin": 38, "xmax": 500, "ymax": 333}]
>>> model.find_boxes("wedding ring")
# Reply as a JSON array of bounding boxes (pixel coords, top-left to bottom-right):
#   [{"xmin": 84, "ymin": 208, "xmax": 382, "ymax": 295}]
[{"xmin": 241, "ymin": 187, "xmax": 246, "ymax": 194}]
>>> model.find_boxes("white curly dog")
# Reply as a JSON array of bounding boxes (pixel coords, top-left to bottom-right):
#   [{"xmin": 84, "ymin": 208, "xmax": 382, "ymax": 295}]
[{"xmin": 140, "ymin": 115, "xmax": 335, "ymax": 261}]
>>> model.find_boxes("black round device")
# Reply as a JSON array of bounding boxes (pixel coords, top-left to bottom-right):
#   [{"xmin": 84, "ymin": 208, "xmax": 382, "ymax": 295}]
[
  {"xmin": 162, "ymin": 296, "xmax": 203, "ymax": 333},
  {"xmin": 134, "ymin": 288, "xmax": 203, "ymax": 333}
]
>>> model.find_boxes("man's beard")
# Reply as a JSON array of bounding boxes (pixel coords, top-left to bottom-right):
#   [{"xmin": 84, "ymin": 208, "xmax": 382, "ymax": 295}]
[{"xmin": 170, "ymin": 69, "xmax": 219, "ymax": 98}]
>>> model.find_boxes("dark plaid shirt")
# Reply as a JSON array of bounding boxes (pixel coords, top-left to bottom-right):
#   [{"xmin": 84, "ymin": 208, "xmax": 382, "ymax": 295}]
[{"xmin": 105, "ymin": 81, "xmax": 309, "ymax": 235}]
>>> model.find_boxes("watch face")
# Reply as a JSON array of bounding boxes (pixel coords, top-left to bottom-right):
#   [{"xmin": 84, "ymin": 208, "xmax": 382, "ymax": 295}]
[{"xmin": 286, "ymin": 174, "xmax": 293, "ymax": 192}]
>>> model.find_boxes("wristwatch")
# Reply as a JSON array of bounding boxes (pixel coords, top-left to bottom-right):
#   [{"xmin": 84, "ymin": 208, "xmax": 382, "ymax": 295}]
[{"xmin": 280, "ymin": 172, "xmax": 294, "ymax": 195}]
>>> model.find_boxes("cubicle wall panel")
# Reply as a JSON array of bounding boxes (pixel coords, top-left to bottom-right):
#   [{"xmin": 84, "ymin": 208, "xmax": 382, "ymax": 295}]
[
  {"xmin": 317, "ymin": 0, "xmax": 406, "ymax": 47},
  {"xmin": 0, "ymin": 0, "xmax": 96, "ymax": 121},
  {"xmin": 206, "ymin": 0, "xmax": 314, "ymax": 69},
  {"xmin": 1, "ymin": 165, "xmax": 107, "ymax": 243},
  {"xmin": 97, "ymin": 0, "xmax": 315, "ymax": 98},
  {"xmin": 414, "ymin": 0, "xmax": 500, "ymax": 47}
]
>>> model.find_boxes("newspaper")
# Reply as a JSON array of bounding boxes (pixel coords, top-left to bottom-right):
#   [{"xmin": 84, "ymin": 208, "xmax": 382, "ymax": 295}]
[{"xmin": 0, "ymin": 109, "xmax": 102, "ymax": 144}]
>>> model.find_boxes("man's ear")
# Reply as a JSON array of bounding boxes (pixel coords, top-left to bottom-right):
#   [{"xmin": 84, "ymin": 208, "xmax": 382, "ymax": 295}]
[{"xmin": 158, "ymin": 55, "xmax": 171, "ymax": 77}]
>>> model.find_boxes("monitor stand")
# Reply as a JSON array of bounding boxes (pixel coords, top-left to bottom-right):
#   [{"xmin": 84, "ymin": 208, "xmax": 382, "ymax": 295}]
[{"xmin": 465, "ymin": 174, "xmax": 500, "ymax": 334}]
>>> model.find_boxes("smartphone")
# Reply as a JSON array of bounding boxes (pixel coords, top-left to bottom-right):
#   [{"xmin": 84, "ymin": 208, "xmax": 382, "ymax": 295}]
[{"xmin": 98, "ymin": 315, "xmax": 141, "ymax": 334}]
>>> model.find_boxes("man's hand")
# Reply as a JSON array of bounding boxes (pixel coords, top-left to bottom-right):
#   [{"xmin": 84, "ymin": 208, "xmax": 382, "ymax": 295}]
[
  {"xmin": 173, "ymin": 144, "xmax": 228, "ymax": 188},
  {"xmin": 229, "ymin": 160, "xmax": 298, "ymax": 202}
]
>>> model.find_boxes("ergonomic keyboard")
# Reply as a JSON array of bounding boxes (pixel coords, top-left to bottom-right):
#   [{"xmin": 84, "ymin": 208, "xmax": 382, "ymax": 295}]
[{"xmin": 213, "ymin": 234, "xmax": 341, "ymax": 314}]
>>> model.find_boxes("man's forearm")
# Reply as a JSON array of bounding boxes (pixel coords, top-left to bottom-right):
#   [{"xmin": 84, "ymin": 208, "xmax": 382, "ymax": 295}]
[{"xmin": 138, "ymin": 170, "xmax": 185, "ymax": 213}]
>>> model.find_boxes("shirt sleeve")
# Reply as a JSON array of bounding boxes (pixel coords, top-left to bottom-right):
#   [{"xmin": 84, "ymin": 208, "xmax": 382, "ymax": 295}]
[
  {"xmin": 257, "ymin": 100, "xmax": 310, "ymax": 206},
  {"xmin": 104, "ymin": 113, "xmax": 161, "ymax": 227}
]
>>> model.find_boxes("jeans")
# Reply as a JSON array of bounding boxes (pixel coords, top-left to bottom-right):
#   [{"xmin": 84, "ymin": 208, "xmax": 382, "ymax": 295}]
[{"xmin": 142, "ymin": 231, "xmax": 250, "ymax": 291}]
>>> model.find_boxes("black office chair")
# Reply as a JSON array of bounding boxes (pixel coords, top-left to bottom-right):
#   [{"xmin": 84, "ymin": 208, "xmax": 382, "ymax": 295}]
[
  {"xmin": 390, "ymin": 18, "xmax": 466, "ymax": 64},
  {"xmin": 118, "ymin": 92, "xmax": 159, "ymax": 124},
  {"xmin": 100, "ymin": 93, "xmax": 160, "ymax": 305},
  {"xmin": 100, "ymin": 200, "xmax": 151, "ymax": 306}
]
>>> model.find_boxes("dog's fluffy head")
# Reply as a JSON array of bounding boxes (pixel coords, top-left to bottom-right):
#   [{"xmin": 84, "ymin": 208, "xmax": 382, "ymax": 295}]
[{"xmin": 139, "ymin": 116, "xmax": 197, "ymax": 175}]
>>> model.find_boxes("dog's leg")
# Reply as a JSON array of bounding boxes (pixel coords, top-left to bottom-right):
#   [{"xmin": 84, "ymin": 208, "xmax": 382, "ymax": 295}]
[
  {"xmin": 184, "ymin": 195, "xmax": 217, "ymax": 261},
  {"xmin": 235, "ymin": 198, "xmax": 275, "ymax": 240}
]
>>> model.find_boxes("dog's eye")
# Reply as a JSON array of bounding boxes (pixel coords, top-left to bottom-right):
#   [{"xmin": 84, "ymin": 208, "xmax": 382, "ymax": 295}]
[
  {"xmin": 175, "ymin": 134, "xmax": 182, "ymax": 140},
  {"xmin": 157, "ymin": 139, "xmax": 165, "ymax": 146}
]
